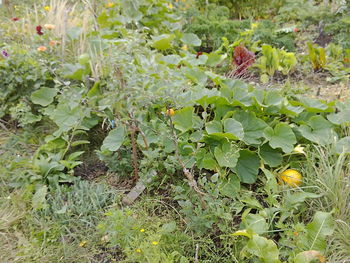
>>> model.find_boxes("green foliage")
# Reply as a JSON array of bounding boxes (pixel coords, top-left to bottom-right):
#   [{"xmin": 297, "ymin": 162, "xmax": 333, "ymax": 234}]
[
  {"xmin": 1, "ymin": 1, "xmax": 349, "ymax": 262},
  {"xmin": 325, "ymin": 13, "xmax": 350, "ymax": 49},
  {"xmin": 234, "ymin": 231, "xmax": 281, "ymax": 263},
  {"xmin": 102, "ymin": 126, "xmax": 126, "ymax": 152},
  {"xmin": 0, "ymin": 47, "xmax": 57, "ymax": 120},
  {"xmin": 304, "ymin": 146, "xmax": 350, "ymax": 261},
  {"xmin": 98, "ymin": 0, "xmax": 181, "ymax": 33},
  {"xmin": 307, "ymin": 42, "xmax": 327, "ymax": 71},
  {"xmin": 197, "ymin": 0, "xmax": 281, "ymax": 19},
  {"xmin": 183, "ymin": 4, "xmax": 251, "ymax": 49},
  {"xmin": 253, "ymin": 20, "xmax": 296, "ymax": 51},
  {"xmin": 324, "ymin": 43, "xmax": 350, "ymax": 83},
  {"xmin": 255, "ymin": 44, "xmax": 297, "ymax": 83},
  {"xmin": 98, "ymin": 208, "xmax": 190, "ymax": 263},
  {"xmin": 276, "ymin": 0, "xmax": 319, "ymax": 22},
  {"xmin": 233, "ymin": 213, "xmax": 334, "ymax": 263}
]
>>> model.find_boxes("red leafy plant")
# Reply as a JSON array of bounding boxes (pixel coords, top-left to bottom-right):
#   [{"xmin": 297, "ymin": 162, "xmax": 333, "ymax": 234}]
[{"xmin": 232, "ymin": 46, "xmax": 255, "ymax": 77}]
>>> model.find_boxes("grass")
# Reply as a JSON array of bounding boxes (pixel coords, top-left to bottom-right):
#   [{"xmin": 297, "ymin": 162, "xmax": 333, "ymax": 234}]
[
  {"xmin": 304, "ymin": 144, "xmax": 350, "ymax": 262},
  {"xmin": 0, "ymin": 180, "xmax": 119, "ymax": 262},
  {"xmin": 0, "ymin": 129, "xmax": 119, "ymax": 262}
]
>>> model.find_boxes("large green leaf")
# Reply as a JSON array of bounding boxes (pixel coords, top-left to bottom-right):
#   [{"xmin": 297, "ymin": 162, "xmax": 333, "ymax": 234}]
[
  {"xmin": 264, "ymin": 91, "xmax": 284, "ymax": 106},
  {"xmin": 242, "ymin": 213, "xmax": 268, "ymax": 235},
  {"xmin": 223, "ymin": 118, "xmax": 244, "ymax": 140},
  {"xmin": 181, "ymin": 33, "xmax": 201, "ymax": 46},
  {"xmin": 87, "ymin": 81, "xmax": 101, "ymax": 97},
  {"xmin": 218, "ymin": 174, "xmax": 240, "ymax": 199},
  {"xmin": 214, "ymin": 142, "xmax": 240, "ymax": 168},
  {"xmin": 32, "ymin": 185, "xmax": 48, "ymax": 210},
  {"xmin": 31, "ymin": 87, "xmax": 57, "ymax": 107},
  {"xmin": 280, "ymin": 104, "xmax": 304, "ymax": 117},
  {"xmin": 261, "ymin": 168, "xmax": 278, "ymax": 194},
  {"xmin": 246, "ymin": 234, "xmax": 281, "ymax": 263},
  {"xmin": 299, "ymin": 116, "xmax": 335, "ymax": 145},
  {"xmin": 183, "ymin": 68, "xmax": 208, "ymax": 85},
  {"xmin": 264, "ymin": 123, "xmax": 296, "ymax": 153},
  {"xmin": 206, "ymin": 52, "xmax": 226, "ymax": 67},
  {"xmin": 152, "ymin": 34, "xmax": 175, "ymax": 50},
  {"xmin": 62, "ymin": 63, "xmax": 87, "ymax": 81},
  {"xmin": 335, "ymin": 136, "xmax": 350, "ymax": 154},
  {"xmin": 173, "ymin": 106, "xmax": 194, "ymax": 132},
  {"xmin": 233, "ymin": 111, "xmax": 268, "ymax": 145},
  {"xmin": 159, "ymin": 54, "xmax": 182, "ymax": 65},
  {"xmin": 121, "ymin": 0, "xmax": 142, "ymax": 21},
  {"xmin": 102, "ymin": 126, "xmax": 126, "ymax": 151},
  {"xmin": 284, "ymin": 192, "xmax": 321, "ymax": 207},
  {"xmin": 205, "ymin": 120, "xmax": 222, "ymax": 134},
  {"xmin": 49, "ymin": 104, "xmax": 83, "ymax": 133},
  {"xmin": 205, "ymin": 120, "xmax": 242, "ymax": 140},
  {"xmin": 304, "ymin": 211, "xmax": 334, "ymax": 251},
  {"xmin": 235, "ymin": 150, "xmax": 260, "ymax": 184},
  {"xmin": 295, "ymin": 97, "xmax": 332, "ymax": 113},
  {"xmin": 195, "ymin": 148, "xmax": 217, "ymax": 170},
  {"xmin": 231, "ymin": 87, "xmax": 253, "ymax": 107},
  {"xmin": 259, "ymin": 143, "xmax": 283, "ymax": 167},
  {"xmin": 327, "ymin": 109, "xmax": 350, "ymax": 125}
]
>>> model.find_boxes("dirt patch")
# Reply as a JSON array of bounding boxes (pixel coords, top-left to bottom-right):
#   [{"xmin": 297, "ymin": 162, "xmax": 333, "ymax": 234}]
[
  {"xmin": 74, "ymin": 157, "xmax": 135, "ymax": 193},
  {"xmin": 247, "ymin": 71, "xmax": 350, "ymax": 102},
  {"xmin": 74, "ymin": 159, "xmax": 108, "ymax": 181},
  {"xmin": 302, "ymin": 74, "xmax": 350, "ymax": 101}
]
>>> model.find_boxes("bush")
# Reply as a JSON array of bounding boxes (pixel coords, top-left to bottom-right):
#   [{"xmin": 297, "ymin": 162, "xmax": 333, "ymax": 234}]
[
  {"xmin": 184, "ymin": 4, "xmax": 251, "ymax": 50},
  {"xmin": 0, "ymin": 46, "xmax": 57, "ymax": 120}
]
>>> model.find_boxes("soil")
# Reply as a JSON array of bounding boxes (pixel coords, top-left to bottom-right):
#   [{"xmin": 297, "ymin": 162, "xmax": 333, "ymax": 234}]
[
  {"xmin": 304, "ymin": 77, "xmax": 350, "ymax": 101},
  {"xmin": 74, "ymin": 157, "xmax": 135, "ymax": 192},
  {"xmin": 74, "ymin": 159, "xmax": 108, "ymax": 181},
  {"xmin": 247, "ymin": 71, "xmax": 350, "ymax": 102}
]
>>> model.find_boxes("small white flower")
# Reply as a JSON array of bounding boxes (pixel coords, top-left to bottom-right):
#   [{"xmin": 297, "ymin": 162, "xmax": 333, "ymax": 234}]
[{"xmin": 293, "ymin": 145, "xmax": 306, "ymax": 155}]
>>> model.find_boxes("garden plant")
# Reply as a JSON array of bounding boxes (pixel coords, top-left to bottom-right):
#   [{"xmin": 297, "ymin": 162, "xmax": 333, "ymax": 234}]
[{"xmin": 0, "ymin": 0, "xmax": 350, "ymax": 262}]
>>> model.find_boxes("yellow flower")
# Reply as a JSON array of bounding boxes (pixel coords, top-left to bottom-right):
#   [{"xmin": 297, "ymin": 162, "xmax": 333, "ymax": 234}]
[
  {"xmin": 181, "ymin": 45, "xmax": 188, "ymax": 51},
  {"xmin": 293, "ymin": 145, "xmax": 306, "ymax": 155},
  {"xmin": 168, "ymin": 3, "xmax": 174, "ymax": 9},
  {"xmin": 37, "ymin": 46, "xmax": 47, "ymax": 52},
  {"xmin": 44, "ymin": 6, "xmax": 50, "ymax": 11},
  {"xmin": 106, "ymin": 2, "xmax": 114, "ymax": 8},
  {"xmin": 251, "ymin": 23, "xmax": 258, "ymax": 29},
  {"xmin": 140, "ymin": 228, "xmax": 145, "ymax": 232},
  {"xmin": 79, "ymin": 240, "xmax": 88, "ymax": 247},
  {"xmin": 152, "ymin": 241, "xmax": 159, "ymax": 245},
  {"xmin": 44, "ymin": 24, "xmax": 56, "ymax": 30},
  {"xmin": 135, "ymin": 248, "xmax": 142, "ymax": 253}
]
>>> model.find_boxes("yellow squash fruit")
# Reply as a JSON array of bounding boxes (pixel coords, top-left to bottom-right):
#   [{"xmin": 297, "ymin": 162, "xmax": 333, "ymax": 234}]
[{"xmin": 280, "ymin": 169, "xmax": 302, "ymax": 187}]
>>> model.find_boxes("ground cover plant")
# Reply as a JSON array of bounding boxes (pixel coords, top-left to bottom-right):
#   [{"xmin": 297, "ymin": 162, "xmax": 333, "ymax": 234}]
[{"xmin": 1, "ymin": 0, "xmax": 350, "ymax": 262}]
